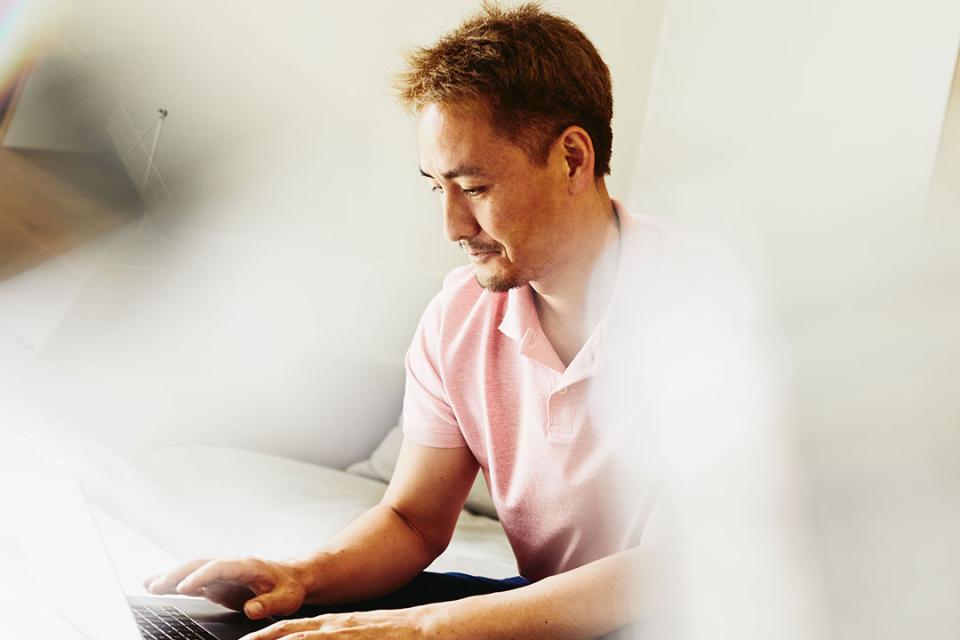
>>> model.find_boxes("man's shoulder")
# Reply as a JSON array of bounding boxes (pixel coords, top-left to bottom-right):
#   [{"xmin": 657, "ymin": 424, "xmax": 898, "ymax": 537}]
[
  {"xmin": 618, "ymin": 206, "xmax": 725, "ymax": 269},
  {"xmin": 440, "ymin": 264, "xmax": 481, "ymax": 293},
  {"xmin": 618, "ymin": 205, "xmax": 670, "ymax": 249},
  {"xmin": 432, "ymin": 264, "xmax": 498, "ymax": 314}
]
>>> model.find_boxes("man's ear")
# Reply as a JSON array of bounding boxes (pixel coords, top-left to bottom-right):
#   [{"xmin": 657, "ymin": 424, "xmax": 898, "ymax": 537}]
[{"xmin": 559, "ymin": 126, "xmax": 596, "ymax": 193}]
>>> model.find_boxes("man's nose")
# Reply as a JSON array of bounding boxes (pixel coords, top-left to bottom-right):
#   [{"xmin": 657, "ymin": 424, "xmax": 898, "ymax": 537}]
[{"xmin": 441, "ymin": 192, "xmax": 480, "ymax": 243}]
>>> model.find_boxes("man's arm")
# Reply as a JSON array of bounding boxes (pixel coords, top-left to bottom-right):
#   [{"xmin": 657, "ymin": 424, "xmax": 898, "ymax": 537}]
[
  {"xmin": 294, "ymin": 439, "xmax": 479, "ymax": 605},
  {"xmin": 145, "ymin": 440, "xmax": 479, "ymax": 617},
  {"xmin": 242, "ymin": 545, "xmax": 649, "ymax": 640},
  {"xmin": 427, "ymin": 545, "xmax": 647, "ymax": 639}
]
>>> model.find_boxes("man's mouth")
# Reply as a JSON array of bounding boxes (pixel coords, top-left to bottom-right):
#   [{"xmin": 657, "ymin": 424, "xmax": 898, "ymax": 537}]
[{"xmin": 463, "ymin": 244, "xmax": 501, "ymax": 257}]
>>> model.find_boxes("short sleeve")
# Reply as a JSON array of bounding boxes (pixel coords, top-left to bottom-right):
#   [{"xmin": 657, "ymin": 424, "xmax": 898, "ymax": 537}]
[{"xmin": 401, "ymin": 293, "xmax": 468, "ymax": 448}]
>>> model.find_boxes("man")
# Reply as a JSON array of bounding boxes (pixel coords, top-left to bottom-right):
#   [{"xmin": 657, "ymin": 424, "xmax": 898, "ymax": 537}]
[{"xmin": 146, "ymin": 4, "xmax": 659, "ymax": 638}]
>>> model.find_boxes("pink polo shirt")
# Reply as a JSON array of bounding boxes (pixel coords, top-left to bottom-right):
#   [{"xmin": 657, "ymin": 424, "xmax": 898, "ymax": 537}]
[{"xmin": 402, "ymin": 202, "xmax": 662, "ymax": 581}]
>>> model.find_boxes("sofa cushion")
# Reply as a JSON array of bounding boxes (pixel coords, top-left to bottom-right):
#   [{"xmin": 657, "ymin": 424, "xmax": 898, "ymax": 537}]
[
  {"xmin": 136, "ymin": 445, "xmax": 517, "ymax": 577},
  {"xmin": 346, "ymin": 418, "xmax": 498, "ymax": 520}
]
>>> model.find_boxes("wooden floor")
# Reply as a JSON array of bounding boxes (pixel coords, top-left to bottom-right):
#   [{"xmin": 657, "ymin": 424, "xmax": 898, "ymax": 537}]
[{"xmin": 0, "ymin": 147, "xmax": 141, "ymax": 281}]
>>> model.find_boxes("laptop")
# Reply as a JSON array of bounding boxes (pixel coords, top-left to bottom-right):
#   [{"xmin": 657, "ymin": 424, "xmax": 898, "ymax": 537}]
[{"xmin": 0, "ymin": 428, "xmax": 274, "ymax": 640}]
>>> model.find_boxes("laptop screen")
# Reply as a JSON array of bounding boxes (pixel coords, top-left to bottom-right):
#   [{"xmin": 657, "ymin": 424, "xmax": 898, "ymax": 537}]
[{"xmin": 0, "ymin": 428, "xmax": 142, "ymax": 640}]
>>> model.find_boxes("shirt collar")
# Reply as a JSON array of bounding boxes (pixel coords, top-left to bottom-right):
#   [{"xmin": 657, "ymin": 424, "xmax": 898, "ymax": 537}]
[
  {"xmin": 497, "ymin": 285, "xmax": 531, "ymax": 342},
  {"xmin": 498, "ymin": 286, "xmax": 566, "ymax": 373}
]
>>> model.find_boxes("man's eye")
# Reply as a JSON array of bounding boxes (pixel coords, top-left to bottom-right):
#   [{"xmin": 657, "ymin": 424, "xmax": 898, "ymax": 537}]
[
  {"xmin": 431, "ymin": 184, "xmax": 444, "ymax": 194},
  {"xmin": 463, "ymin": 187, "xmax": 486, "ymax": 197}
]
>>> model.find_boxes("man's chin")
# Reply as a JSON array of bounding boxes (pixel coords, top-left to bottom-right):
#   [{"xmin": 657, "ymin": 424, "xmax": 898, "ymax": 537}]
[{"xmin": 473, "ymin": 268, "xmax": 521, "ymax": 292}]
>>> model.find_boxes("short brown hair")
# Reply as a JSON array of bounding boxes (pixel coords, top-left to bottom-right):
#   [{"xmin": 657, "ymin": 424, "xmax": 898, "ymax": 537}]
[{"xmin": 396, "ymin": 2, "xmax": 613, "ymax": 177}]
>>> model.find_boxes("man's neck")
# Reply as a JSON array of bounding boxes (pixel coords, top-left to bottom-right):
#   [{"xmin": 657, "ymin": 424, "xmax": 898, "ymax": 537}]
[{"xmin": 530, "ymin": 189, "xmax": 621, "ymax": 367}]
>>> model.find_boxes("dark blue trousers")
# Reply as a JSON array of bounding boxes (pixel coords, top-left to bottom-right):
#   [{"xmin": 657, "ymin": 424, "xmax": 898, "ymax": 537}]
[
  {"xmin": 293, "ymin": 571, "xmax": 634, "ymax": 638},
  {"xmin": 294, "ymin": 571, "xmax": 530, "ymax": 614}
]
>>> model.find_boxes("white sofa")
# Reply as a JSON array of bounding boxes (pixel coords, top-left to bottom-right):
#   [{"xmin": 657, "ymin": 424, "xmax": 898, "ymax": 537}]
[
  {"xmin": 133, "ymin": 443, "xmax": 516, "ymax": 577},
  {"xmin": 0, "ymin": 392, "xmax": 516, "ymax": 586}
]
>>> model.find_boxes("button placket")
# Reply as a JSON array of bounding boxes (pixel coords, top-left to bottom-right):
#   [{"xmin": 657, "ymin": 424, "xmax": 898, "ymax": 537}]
[
  {"xmin": 546, "ymin": 374, "xmax": 563, "ymax": 435},
  {"xmin": 547, "ymin": 382, "xmax": 574, "ymax": 435}
]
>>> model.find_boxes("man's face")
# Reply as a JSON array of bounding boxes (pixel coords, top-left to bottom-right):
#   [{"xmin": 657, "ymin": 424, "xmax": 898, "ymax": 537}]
[{"xmin": 417, "ymin": 102, "xmax": 572, "ymax": 291}]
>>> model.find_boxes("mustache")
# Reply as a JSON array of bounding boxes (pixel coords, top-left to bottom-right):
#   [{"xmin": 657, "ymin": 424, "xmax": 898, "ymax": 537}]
[{"xmin": 459, "ymin": 240, "xmax": 502, "ymax": 253}]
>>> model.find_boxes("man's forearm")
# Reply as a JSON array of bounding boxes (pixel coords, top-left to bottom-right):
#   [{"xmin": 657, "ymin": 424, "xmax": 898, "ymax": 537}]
[
  {"xmin": 289, "ymin": 503, "xmax": 441, "ymax": 605},
  {"xmin": 426, "ymin": 547, "xmax": 645, "ymax": 640}
]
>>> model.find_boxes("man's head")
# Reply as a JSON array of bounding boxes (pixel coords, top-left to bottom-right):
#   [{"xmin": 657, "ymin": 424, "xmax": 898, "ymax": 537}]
[
  {"xmin": 397, "ymin": 3, "xmax": 614, "ymax": 291},
  {"xmin": 397, "ymin": 2, "xmax": 613, "ymax": 178}
]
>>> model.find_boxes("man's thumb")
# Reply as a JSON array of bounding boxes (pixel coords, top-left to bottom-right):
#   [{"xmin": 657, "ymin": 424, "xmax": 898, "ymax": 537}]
[
  {"xmin": 244, "ymin": 600, "xmax": 265, "ymax": 619},
  {"xmin": 244, "ymin": 590, "xmax": 302, "ymax": 620}
]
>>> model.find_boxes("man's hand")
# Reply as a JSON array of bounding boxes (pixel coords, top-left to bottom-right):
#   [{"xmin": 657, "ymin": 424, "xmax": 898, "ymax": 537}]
[
  {"xmin": 144, "ymin": 557, "xmax": 310, "ymax": 619},
  {"xmin": 239, "ymin": 606, "xmax": 441, "ymax": 640}
]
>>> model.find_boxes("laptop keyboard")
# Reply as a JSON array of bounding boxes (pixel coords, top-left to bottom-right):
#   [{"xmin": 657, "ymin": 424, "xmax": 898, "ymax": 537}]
[{"xmin": 132, "ymin": 603, "xmax": 218, "ymax": 640}]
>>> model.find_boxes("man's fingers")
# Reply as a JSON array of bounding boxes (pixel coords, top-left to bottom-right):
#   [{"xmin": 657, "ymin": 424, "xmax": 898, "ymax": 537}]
[
  {"xmin": 146, "ymin": 557, "xmax": 307, "ymax": 620},
  {"xmin": 176, "ymin": 558, "xmax": 268, "ymax": 596},
  {"xmin": 241, "ymin": 616, "xmax": 325, "ymax": 640},
  {"xmin": 145, "ymin": 559, "xmax": 210, "ymax": 595}
]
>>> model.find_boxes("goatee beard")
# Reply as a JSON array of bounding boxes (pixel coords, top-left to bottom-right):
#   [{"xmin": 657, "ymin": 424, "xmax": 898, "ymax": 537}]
[{"xmin": 474, "ymin": 272, "xmax": 521, "ymax": 292}]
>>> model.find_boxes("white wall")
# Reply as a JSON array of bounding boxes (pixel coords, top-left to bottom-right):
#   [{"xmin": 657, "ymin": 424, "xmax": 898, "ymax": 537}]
[
  {"xmin": 17, "ymin": 0, "xmax": 666, "ymax": 467},
  {"xmin": 47, "ymin": 0, "xmax": 663, "ymax": 263},
  {"xmin": 630, "ymin": 0, "xmax": 959, "ymax": 308},
  {"xmin": 629, "ymin": 1, "xmax": 960, "ymax": 636}
]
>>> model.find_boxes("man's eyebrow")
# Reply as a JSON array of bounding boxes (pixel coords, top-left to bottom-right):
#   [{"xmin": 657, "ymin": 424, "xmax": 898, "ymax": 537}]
[{"xmin": 419, "ymin": 165, "xmax": 487, "ymax": 180}]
